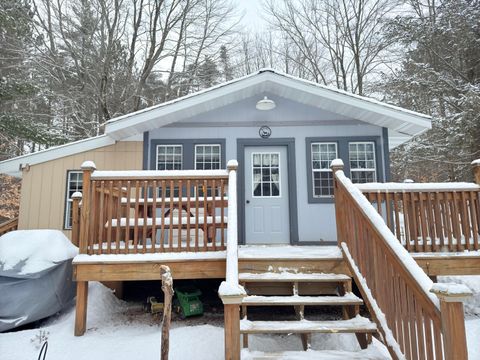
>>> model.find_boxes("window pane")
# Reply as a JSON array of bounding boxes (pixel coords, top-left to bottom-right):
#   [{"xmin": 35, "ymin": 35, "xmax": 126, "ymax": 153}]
[
  {"xmin": 65, "ymin": 170, "xmax": 83, "ymax": 229},
  {"xmin": 349, "ymin": 142, "xmax": 376, "ymax": 183},
  {"xmin": 311, "ymin": 142, "xmax": 337, "ymax": 197},
  {"xmin": 195, "ymin": 144, "xmax": 221, "ymax": 170},
  {"xmin": 157, "ymin": 145, "xmax": 182, "ymax": 170},
  {"xmin": 252, "ymin": 152, "xmax": 281, "ymax": 198}
]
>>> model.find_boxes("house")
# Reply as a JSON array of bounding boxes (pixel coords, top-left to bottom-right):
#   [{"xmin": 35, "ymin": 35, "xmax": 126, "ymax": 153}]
[
  {"xmin": 1, "ymin": 69, "xmax": 477, "ymax": 359},
  {"xmin": 0, "ymin": 69, "xmax": 431, "ymax": 244}
]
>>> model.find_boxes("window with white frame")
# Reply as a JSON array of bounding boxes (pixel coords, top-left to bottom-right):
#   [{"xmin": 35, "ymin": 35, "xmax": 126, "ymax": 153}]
[
  {"xmin": 311, "ymin": 142, "xmax": 338, "ymax": 197},
  {"xmin": 349, "ymin": 142, "xmax": 377, "ymax": 183},
  {"xmin": 156, "ymin": 145, "xmax": 182, "ymax": 170},
  {"xmin": 64, "ymin": 171, "xmax": 83, "ymax": 229},
  {"xmin": 195, "ymin": 144, "xmax": 221, "ymax": 170}
]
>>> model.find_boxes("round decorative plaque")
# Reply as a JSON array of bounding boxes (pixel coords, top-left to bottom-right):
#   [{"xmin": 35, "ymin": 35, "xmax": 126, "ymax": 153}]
[{"xmin": 259, "ymin": 126, "xmax": 272, "ymax": 139}]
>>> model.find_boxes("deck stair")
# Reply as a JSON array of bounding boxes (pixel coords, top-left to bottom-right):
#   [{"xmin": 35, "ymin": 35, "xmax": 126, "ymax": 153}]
[{"xmin": 238, "ymin": 270, "xmax": 377, "ymax": 356}]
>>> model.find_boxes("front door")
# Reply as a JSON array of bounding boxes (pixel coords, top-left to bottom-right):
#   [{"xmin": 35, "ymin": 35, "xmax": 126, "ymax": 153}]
[{"xmin": 245, "ymin": 146, "xmax": 290, "ymax": 244}]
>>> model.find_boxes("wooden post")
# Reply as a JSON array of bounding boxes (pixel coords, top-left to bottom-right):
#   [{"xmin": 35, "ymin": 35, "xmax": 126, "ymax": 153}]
[
  {"xmin": 71, "ymin": 192, "xmax": 83, "ymax": 247},
  {"xmin": 160, "ymin": 265, "xmax": 173, "ymax": 360},
  {"xmin": 74, "ymin": 281, "xmax": 88, "ymax": 336},
  {"xmin": 224, "ymin": 303, "xmax": 241, "ymax": 360},
  {"xmin": 79, "ymin": 161, "xmax": 96, "ymax": 254},
  {"xmin": 431, "ymin": 283, "xmax": 472, "ymax": 360},
  {"xmin": 331, "ymin": 159, "xmax": 345, "ymax": 243},
  {"xmin": 472, "ymin": 160, "xmax": 480, "ymax": 184}
]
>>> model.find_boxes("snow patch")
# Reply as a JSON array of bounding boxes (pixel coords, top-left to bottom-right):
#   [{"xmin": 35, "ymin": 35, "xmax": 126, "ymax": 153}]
[
  {"xmin": 431, "ymin": 283, "xmax": 472, "ymax": 297},
  {"xmin": 81, "ymin": 160, "xmax": 96, "ymax": 169},
  {"xmin": 0, "ymin": 230, "xmax": 78, "ymax": 274},
  {"xmin": 218, "ymin": 281, "xmax": 246, "ymax": 297},
  {"xmin": 356, "ymin": 182, "xmax": 479, "ymax": 192}
]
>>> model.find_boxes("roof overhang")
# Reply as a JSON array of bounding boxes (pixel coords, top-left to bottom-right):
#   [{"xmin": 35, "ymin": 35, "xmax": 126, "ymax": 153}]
[
  {"xmin": 104, "ymin": 69, "xmax": 431, "ymax": 141},
  {"xmin": 0, "ymin": 135, "xmax": 115, "ymax": 177},
  {"xmin": 0, "ymin": 69, "xmax": 431, "ymax": 178}
]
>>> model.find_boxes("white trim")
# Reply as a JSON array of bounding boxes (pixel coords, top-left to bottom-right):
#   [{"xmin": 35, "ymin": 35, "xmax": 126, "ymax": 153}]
[{"xmin": 0, "ymin": 135, "xmax": 115, "ymax": 177}]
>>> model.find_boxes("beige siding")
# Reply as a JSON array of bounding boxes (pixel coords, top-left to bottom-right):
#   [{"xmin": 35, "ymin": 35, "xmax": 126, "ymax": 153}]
[{"xmin": 18, "ymin": 141, "xmax": 143, "ymax": 237}]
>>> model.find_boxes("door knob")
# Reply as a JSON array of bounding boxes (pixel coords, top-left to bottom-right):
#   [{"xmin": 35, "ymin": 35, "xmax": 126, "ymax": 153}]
[{"xmin": 246, "ymin": 200, "xmax": 250, "ymax": 204}]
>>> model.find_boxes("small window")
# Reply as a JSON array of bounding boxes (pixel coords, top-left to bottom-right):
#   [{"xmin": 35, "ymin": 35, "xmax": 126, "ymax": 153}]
[
  {"xmin": 156, "ymin": 145, "xmax": 182, "ymax": 170},
  {"xmin": 311, "ymin": 143, "xmax": 338, "ymax": 197},
  {"xmin": 349, "ymin": 142, "xmax": 377, "ymax": 183},
  {"xmin": 195, "ymin": 144, "xmax": 221, "ymax": 170},
  {"xmin": 64, "ymin": 171, "xmax": 83, "ymax": 229},
  {"xmin": 252, "ymin": 152, "xmax": 281, "ymax": 197}
]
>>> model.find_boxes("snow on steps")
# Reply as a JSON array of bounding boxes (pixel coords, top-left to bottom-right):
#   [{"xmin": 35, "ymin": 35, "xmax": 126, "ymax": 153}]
[
  {"xmin": 240, "ymin": 317, "xmax": 377, "ymax": 334},
  {"xmin": 242, "ymin": 293, "xmax": 363, "ymax": 306},
  {"xmin": 242, "ymin": 349, "xmax": 389, "ymax": 360},
  {"xmin": 239, "ymin": 272, "xmax": 351, "ymax": 283}
]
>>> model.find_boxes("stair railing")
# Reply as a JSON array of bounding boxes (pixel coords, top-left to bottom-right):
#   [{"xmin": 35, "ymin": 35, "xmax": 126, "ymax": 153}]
[
  {"xmin": 0, "ymin": 217, "xmax": 18, "ymax": 236},
  {"xmin": 332, "ymin": 160, "xmax": 471, "ymax": 360},
  {"xmin": 218, "ymin": 160, "xmax": 245, "ymax": 360}
]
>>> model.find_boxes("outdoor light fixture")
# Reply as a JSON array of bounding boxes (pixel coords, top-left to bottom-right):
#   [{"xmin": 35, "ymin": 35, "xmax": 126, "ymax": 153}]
[{"xmin": 256, "ymin": 96, "xmax": 276, "ymax": 111}]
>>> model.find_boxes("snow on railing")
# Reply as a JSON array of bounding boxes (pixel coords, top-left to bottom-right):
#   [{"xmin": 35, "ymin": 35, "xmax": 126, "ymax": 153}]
[
  {"xmin": 332, "ymin": 159, "xmax": 471, "ymax": 360},
  {"xmin": 218, "ymin": 160, "xmax": 245, "ymax": 299},
  {"xmin": 358, "ymin": 178, "xmax": 480, "ymax": 253},
  {"xmin": 77, "ymin": 161, "xmax": 230, "ymax": 255}
]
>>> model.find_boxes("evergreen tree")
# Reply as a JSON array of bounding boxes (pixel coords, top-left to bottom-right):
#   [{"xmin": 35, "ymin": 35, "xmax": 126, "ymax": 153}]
[{"xmin": 380, "ymin": 0, "xmax": 480, "ymax": 181}]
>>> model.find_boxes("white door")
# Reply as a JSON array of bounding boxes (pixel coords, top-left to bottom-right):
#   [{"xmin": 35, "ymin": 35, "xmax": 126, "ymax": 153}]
[{"xmin": 245, "ymin": 146, "xmax": 290, "ymax": 244}]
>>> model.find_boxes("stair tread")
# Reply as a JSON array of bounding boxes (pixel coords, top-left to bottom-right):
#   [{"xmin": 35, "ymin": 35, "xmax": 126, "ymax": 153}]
[
  {"xmin": 242, "ymin": 293, "xmax": 363, "ymax": 306},
  {"xmin": 241, "ymin": 349, "xmax": 388, "ymax": 360},
  {"xmin": 239, "ymin": 272, "xmax": 351, "ymax": 282},
  {"xmin": 240, "ymin": 317, "xmax": 377, "ymax": 334}
]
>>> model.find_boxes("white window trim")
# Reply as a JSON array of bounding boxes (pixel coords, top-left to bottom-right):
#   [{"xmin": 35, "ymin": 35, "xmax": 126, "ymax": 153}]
[
  {"xmin": 156, "ymin": 144, "xmax": 183, "ymax": 170},
  {"xmin": 194, "ymin": 144, "xmax": 222, "ymax": 170},
  {"xmin": 64, "ymin": 170, "xmax": 82, "ymax": 229},
  {"xmin": 251, "ymin": 151, "xmax": 281, "ymax": 198},
  {"xmin": 311, "ymin": 142, "xmax": 338, "ymax": 198},
  {"xmin": 349, "ymin": 141, "xmax": 377, "ymax": 182}
]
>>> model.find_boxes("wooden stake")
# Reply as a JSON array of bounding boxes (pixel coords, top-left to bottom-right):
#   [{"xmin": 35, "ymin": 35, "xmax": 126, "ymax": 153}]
[{"xmin": 160, "ymin": 265, "xmax": 173, "ymax": 360}]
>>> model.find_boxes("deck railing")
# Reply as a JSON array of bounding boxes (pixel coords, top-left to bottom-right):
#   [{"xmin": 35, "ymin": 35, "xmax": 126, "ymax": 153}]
[
  {"xmin": 332, "ymin": 160, "xmax": 471, "ymax": 360},
  {"xmin": 76, "ymin": 161, "xmax": 231, "ymax": 255},
  {"xmin": 0, "ymin": 217, "xmax": 18, "ymax": 236},
  {"xmin": 359, "ymin": 182, "xmax": 480, "ymax": 253}
]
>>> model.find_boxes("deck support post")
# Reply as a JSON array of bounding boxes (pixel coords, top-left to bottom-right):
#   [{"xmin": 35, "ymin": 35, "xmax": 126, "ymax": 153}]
[
  {"xmin": 222, "ymin": 300, "xmax": 242, "ymax": 360},
  {"xmin": 79, "ymin": 161, "xmax": 96, "ymax": 254},
  {"xmin": 473, "ymin": 160, "xmax": 480, "ymax": 184},
  {"xmin": 74, "ymin": 281, "xmax": 88, "ymax": 336},
  {"xmin": 71, "ymin": 192, "xmax": 83, "ymax": 247},
  {"xmin": 431, "ymin": 284, "xmax": 472, "ymax": 360}
]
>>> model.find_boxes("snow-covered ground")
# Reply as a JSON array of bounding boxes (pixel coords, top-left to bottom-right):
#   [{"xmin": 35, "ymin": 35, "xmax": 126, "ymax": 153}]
[
  {"xmin": 0, "ymin": 282, "xmax": 388, "ymax": 359},
  {"xmin": 1, "ymin": 277, "xmax": 479, "ymax": 359}
]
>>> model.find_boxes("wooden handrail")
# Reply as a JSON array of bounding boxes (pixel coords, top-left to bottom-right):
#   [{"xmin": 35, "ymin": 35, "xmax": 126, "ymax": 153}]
[
  {"xmin": 358, "ymin": 183, "xmax": 480, "ymax": 253},
  {"xmin": 78, "ymin": 162, "xmax": 232, "ymax": 255},
  {"xmin": 0, "ymin": 217, "xmax": 18, "ymax": 236},
  {"xmin": 332, "ymin": 160, "xmax": 471, "ymax": 360}
]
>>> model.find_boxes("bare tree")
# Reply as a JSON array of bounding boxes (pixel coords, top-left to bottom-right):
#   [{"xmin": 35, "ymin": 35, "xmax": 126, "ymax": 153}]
[{"xmin": 263, "ymin": 0, "xmax": 399, "ymax": 94}]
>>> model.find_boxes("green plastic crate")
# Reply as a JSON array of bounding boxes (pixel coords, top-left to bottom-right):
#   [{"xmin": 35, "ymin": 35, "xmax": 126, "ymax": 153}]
[{"xmin": 175, "ymin": 286, "xmax": 203, "ymax": 317}]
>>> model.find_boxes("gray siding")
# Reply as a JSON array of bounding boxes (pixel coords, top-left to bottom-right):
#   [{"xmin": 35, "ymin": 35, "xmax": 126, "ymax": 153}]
[{"xmin": 146, "ymin": 96, "xmax": 388, "ymax": 243}]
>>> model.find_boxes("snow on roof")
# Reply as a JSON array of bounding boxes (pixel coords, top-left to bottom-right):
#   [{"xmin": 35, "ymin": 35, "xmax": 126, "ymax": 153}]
[
  {"xmin": 0, "ymin": 69, "xmax": 432, "ymax": 177},
  {"xmin": 105, "ymin": 68, "xmax": 432, "ymax": 140}
]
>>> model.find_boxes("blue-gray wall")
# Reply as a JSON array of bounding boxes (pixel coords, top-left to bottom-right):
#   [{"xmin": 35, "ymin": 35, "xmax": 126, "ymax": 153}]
[{"xmin": 142, "ymin": 94, "xmax": 389, "ymax": 244}]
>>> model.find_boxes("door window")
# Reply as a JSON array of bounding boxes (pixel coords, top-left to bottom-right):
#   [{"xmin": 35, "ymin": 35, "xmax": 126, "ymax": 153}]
[{"xmin": 252, "ymin": 152, "xmax": 281, "ymax": 197}]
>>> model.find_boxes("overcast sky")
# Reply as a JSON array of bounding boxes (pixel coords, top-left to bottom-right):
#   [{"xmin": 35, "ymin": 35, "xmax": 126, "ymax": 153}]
[{"xmin": 238, "ymin": 0, "xmax": 266, "ymax": 29}]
